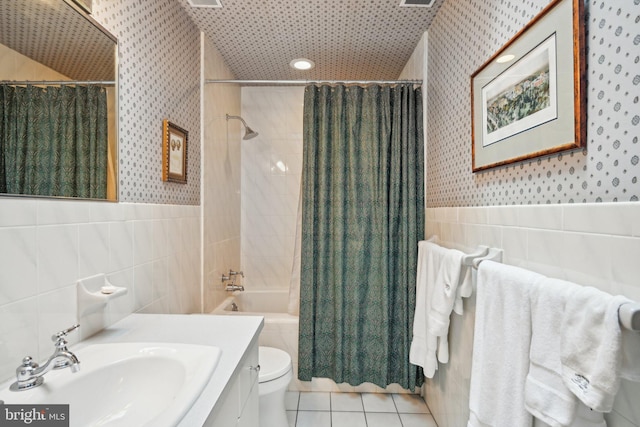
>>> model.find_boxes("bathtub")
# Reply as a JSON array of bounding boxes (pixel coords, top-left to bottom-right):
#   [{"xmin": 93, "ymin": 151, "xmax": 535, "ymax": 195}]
[
  {"xmin": 211, "ymin": 290, "xmax": 408, "ymax": 393},
  {"xmin": 211, "ymin": 290, "xmax": 300, "ymax": 389}
]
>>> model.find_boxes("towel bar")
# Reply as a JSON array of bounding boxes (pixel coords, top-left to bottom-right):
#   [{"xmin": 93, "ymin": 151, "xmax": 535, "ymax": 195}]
[
  {"xmin": 472, "ymin": 248, "xmax": 503, "ymax": 269},
  {"xmin": 619, "ymin": 303, "xmax": 640, "ymax": 332},
  {"xmin": 462, "ymin": 246, "xmax": 489, "ymax": 266}
]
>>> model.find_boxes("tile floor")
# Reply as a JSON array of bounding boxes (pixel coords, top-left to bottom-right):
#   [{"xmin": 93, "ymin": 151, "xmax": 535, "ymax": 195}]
[{"xmin": 285, "ymin": 391, "xmax": 439, "ymax": 427}]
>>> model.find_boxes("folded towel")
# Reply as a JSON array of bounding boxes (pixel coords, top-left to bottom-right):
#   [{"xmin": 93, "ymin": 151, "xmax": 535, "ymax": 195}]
[
  {"xmin": 561, "ymin": 286, "xmax": 635, "ymax": 412},
  {"xmin": 429, "ymin": 245, "xmax": 470, "ymax": 337},
  {"xmin": 468, "ymin": 261, "xmax": 543, "ymax": 427},
  {"xmin": 525, "ymin": 277, "xmax": 578, "ymax": 427},
  {"xmin": 410, "ymin": 241, "xmax": 440, "ymax": 377}
]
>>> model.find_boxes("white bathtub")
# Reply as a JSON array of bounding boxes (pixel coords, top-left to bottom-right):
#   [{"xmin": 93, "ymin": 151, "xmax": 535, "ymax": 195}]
[
  {"xmin": 211, "ymin": 290, "xmax": 415, "ymax": 393},
  {"xmin": 211, "ymin": 290, "xmax": 298, "ymax": 323},
  {"xmin": 211, "ymin": 290, "xmax": 300, "ymax": 389}
]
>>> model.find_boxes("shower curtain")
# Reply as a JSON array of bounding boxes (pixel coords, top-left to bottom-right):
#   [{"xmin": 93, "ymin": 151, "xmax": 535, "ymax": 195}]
[
  {"xmin": 298, "ymin": 84, "xmax": 424, "ymax": 390},
  {"xmin": 0, "ymin": 84, "xmax": 108, "ymax": 198}
]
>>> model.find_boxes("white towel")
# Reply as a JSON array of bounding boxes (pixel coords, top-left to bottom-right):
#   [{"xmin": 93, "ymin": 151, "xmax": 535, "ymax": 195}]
[
  {"xmin": 429, "ymin": 245, "xmax": 471, "ymax": 337},
  {"xmin": 525, "ymin": 277, "xmax": 578, "ymax": 427},
  {"xmin": 410, "ymin": 241, "xmax": 440, "ymax": 377},
  {"xmin": 410, "ymin": 241, "xmax": 473, "ymax": 375},
  {"xmin": 468, "ymin": 261, "xmax": 543, "ymax": 427},
  {"xmin": 560, "ymin": 286, "xmax": 636, "ymax": 412}
]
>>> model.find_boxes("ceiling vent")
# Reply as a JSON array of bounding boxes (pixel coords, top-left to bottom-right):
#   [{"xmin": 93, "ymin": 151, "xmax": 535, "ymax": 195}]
[
  {"xmin": 187, "ymin": 0, "xmax": 222, "ymax": 8},
  {"xmin": 399, "ymin": 0, "xmax": 434, "ymax": 7}
]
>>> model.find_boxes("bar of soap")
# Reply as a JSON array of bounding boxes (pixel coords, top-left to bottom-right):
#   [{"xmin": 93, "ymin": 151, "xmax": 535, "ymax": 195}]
[{"xmin": 101, "ymin": 285, "xmax": 116, "ymax": 294}]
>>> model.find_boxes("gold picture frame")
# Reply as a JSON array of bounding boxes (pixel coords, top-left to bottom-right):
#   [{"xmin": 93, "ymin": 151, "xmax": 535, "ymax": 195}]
[
  {"xmin": 162, "ymin": 120, "xmax": 188, "ymax": 184},
  {"xmin": 471, "ymin": 0, "xmax": 585, "ymax": 172}
]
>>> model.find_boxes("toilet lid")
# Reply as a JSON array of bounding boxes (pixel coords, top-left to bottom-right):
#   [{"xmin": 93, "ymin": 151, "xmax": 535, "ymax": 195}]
[{"xmin": 259, "ymin": 346, "xmax": 292, "ymax": 383}]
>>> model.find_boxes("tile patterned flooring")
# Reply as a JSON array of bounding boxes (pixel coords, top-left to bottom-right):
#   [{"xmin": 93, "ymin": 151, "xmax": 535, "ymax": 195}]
[{"xmin": 285, "ymin": 391, "xmax": 439, "ymax": 427}]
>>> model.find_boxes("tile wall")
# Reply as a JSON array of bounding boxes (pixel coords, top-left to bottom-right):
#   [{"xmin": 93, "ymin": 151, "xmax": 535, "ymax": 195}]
[
  {"xmin": 202, "ymin": 35, "xmax": 242, "ymax": 313},
  {"xmin": 0, "ymin": 198, "xmax": 201, "ymax": 383},
  {"xmin": 240, "ymin": 86, "xmax": 305, "ymax": 290},
  {"xmin": 424, "ymin": 204, "xmax": 640, "ymax": 427}
]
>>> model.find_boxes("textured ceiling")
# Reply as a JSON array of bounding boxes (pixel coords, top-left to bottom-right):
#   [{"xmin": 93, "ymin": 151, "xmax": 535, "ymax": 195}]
[
  {"xmin": 178, "ymin": 0, "xmax": 445, "ymax": 81},
  {"xmin": 0, "ymin": 0, "xmax": 116, "ymax": 82}
]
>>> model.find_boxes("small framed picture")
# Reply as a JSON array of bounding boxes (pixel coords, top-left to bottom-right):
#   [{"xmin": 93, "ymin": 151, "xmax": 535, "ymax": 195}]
[{"xmin": 162, "ymin": 120, "xmax": 188, "ymax": 184}]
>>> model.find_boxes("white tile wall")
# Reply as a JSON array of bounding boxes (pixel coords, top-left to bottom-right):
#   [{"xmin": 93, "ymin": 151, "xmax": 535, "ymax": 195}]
[
  {"xmin": 424, "ymin": 203, "xmax": 640, "ymax": 427},
  {"xmin": 0, "ymin": 197, "xmax": 201, "ymax": 384},
  {"xmin": 241, "ymin": 86, "xmax": 305, "ymax": 290},
  {"xmin": 201, "ymin": 35, "xmax": 242, "ymax": 313}
]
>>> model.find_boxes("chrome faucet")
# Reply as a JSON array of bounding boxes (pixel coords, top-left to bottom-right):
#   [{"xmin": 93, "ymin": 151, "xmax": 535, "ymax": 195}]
[
  {"xmin": 225, "ymin": 282, "xmax": 245, "ymax": 292},
  {"xmin": 223, "ymin": 269, "xmax": 245, "ymax": 291},
  {"xmin": 10, "ymin": 324, "xmax": 81, "ymax": 391}
]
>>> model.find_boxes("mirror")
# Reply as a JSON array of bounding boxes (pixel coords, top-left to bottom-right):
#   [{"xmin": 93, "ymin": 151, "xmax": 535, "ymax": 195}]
[{"xmin": 0, "ymin": 0, "xmax": 117, "ymax": 200}]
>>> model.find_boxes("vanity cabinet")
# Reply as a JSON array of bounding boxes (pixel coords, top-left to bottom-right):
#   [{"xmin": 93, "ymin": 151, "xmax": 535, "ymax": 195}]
[{"xmin": 205, "ymin": 339, "xmax": 259, "ymax": 427}]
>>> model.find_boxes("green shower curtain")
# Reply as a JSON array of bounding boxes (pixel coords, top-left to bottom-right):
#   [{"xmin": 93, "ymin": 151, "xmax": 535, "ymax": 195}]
[
  {"xmin": 298, "ymin": 84, "xmax": 425, "ymax": 390},
  {"xmin": 0, "ymin": 84, "xmax": 108, "ymax": 198}
]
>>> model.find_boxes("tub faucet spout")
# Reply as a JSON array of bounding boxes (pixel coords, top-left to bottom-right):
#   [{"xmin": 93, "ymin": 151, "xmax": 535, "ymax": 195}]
[{"xmin": 225, "ymin": 283, "xmax": 245, "ymax": 292}]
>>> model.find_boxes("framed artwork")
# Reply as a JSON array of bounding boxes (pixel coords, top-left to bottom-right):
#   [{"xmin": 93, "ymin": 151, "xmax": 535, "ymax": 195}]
[
  {"xmin": 471, "ymin": 0, "xmax": 585, "ymax": 172},
  {"xmin": 162, "ymin": 120, "xmax": 188, "ymax": 184}
]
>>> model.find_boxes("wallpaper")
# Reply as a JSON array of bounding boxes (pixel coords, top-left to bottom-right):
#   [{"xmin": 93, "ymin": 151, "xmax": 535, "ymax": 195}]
[
  {"xmin": 92, "ymin": 0, "xmax": 201, "ymax": 204},
  {"xmin": 426, "ymin": 0, "xmax": 639, "ymax": 206}
]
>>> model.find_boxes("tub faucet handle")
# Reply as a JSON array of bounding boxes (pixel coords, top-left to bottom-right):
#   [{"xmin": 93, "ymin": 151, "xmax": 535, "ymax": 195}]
[{"xmin": 229, "ymin": 269, "xmax": 244, "ymax": 278}]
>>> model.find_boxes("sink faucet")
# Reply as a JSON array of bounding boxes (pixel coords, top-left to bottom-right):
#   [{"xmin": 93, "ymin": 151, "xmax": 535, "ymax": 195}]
[{"xmin": 10, "ymin": 324, "xmax": 81, "ymax": 391}]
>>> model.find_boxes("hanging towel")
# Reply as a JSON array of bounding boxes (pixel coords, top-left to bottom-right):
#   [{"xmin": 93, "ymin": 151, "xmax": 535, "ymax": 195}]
[
  {"xmin": 429, "ymin": 245, "xmax": 472, "ymax": 337},
  {"xmin": 410, "ymin": 241, "xmax": 440, "ymax": 377},
  {"xmin": 560, "ymin": 286, "xmax": 639, "ymax": 412},
  {"xmin": 409, "ymin": 241, "xmax": 449, "ymax": 378},
  {"xmin": 468, "ymin": 261, "xmax": 543, "ymax": 427},
  {"xmin": 525, "ymin": 277, "xmax": 579, "ymax": 427}
]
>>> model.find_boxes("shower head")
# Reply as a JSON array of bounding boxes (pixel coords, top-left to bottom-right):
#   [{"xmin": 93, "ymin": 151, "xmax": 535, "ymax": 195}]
[{"xmin": 226, "ymin": 114, "xmax": 259, "ymax": 140}]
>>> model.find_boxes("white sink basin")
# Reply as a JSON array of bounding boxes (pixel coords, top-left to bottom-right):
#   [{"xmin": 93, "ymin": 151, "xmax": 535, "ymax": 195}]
[{"xmin": 0, "ymin": 342, "xmax": 221, "ymax": 427}]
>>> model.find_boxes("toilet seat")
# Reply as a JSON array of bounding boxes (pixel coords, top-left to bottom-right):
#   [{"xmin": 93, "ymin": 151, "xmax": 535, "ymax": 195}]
[{"xmin": 258, "ymin": 346, "xmax": 292, "ymax": 383}]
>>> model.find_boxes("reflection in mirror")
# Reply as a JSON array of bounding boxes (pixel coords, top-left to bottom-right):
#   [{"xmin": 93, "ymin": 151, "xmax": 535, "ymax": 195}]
[{"xmin": 0, "ymin": 0, "xmax": 117, "ymax": 200}]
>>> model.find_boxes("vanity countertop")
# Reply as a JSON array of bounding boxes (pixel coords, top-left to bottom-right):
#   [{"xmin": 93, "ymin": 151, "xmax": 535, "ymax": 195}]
[{"xmin": 80, "ymin": 313, "xmax": 264, "ymax": 427}]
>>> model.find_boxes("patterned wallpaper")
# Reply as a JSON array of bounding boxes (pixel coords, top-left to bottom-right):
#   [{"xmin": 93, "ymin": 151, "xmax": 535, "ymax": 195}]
[
  {"xmin": 92, "ymin": 0, "xmax": 201, "ymax": 204},
  {"xmin": 426, "ymin": 0, "xmax": 639, "ymax": 206}
]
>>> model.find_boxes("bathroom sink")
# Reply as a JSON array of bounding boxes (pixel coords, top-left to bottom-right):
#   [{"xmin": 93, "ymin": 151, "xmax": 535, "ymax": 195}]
[{"xmin": 0, "ymin": 342, "xmax": 221, "ymax": 427}]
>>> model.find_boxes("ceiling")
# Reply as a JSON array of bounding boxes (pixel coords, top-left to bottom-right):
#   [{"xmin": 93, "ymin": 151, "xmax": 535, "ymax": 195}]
[
  {"xmin": 177, "ymin": 0, "xmax": 445, "ymax": 81},
  {"xmin": 0, "ymin": 0, "xmax": 116, "ymax": 82}
]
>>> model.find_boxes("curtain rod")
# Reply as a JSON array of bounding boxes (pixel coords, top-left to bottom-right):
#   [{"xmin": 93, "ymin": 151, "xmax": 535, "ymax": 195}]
[
  {"xmin": 1, "ymin": 80, "xmax": 116, "ymax": 86},
  {"xmin": 205, "ymin": 79, "xmax": 422, "ymax": 85}
]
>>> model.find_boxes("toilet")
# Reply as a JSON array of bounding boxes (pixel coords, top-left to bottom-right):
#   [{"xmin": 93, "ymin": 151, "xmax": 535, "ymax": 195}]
[{"xmin": 258, "ymin": 346, "xmax": 293, "ymax": 427}]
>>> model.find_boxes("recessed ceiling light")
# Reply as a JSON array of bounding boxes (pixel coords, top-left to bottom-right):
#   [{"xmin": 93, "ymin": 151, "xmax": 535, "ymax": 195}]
[
  {"xmin": 496, "ymin": 54, "xmax": 516, "ymax": 64},
  {"xmin": 290, "ymin": 58, "xmax": 315, "ymax": 71},
  {"xmin": 399, "ymin": 0, "xmax": 434, "ymax": 7},
  {"xmin": 187, "ymin": 0, "xmax": 222, "ymax": 8}
]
